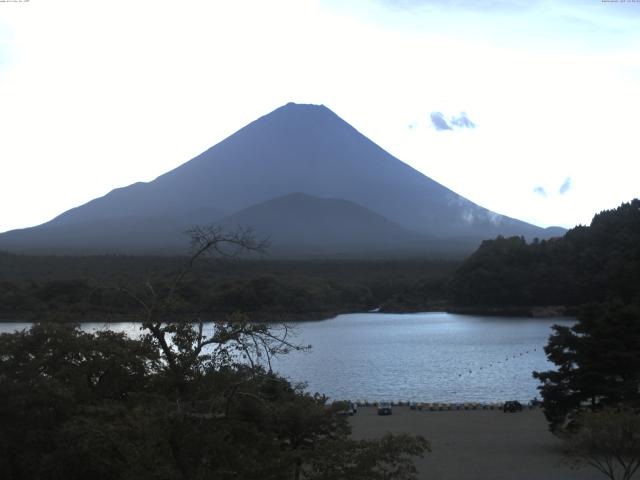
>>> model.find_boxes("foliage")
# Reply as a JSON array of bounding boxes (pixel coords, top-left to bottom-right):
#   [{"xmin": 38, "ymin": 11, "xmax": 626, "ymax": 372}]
[
  {"xmin": 0, "ymin": 323, "xmax": 161, "ymax": 480},
  {"xmin": 562, "ymin": 406, "xmax": 640, "ymax": 480},
  {"xmin": 0, "ymin": 327, "xmax": 432, "ymax": 480},
  {"xmin": 451, "ymin": 199, "xmax": 640, "ymax": 308},
  {"xmin": 533, "ymin": 303, "xmax": 640, "ymax": 432},
  {"xmin": 0, "ymin": 226, "xmax": 430, "ymax": 479},
  {"xmin": 0, "ymin": 255, "xmax": 456, "ymax": 320},
  {"xmin": 305, "ymin": 434, "xmax": 430, "ymax": 480}
]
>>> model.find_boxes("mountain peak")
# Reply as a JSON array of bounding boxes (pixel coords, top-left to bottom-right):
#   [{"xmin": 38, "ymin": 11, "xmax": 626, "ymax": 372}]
[
  {"xmin": 282, "ymin": 102, "xmax": 328, "ymax": 111},
  {"xmin": 0, "ymin": 103, "xmax": 564, "ymax": 256},
  {"xmin": 267, "ymin": 102, "xmax": 335, "ymax": 121}
]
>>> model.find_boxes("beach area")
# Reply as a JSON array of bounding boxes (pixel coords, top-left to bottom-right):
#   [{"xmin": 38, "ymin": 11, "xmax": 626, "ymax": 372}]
[{"xmin": 350, "ymin": 406, "xmax": 603, "ymax": 480}]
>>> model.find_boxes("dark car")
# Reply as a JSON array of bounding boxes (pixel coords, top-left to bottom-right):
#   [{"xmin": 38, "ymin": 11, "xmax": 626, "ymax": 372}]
[
  {"xmin": 377, "ymin": 402, "xmax": 392, "ymax": 416},
  {"xmin": 503, "ymin": 401, "xmax": 523, "ymax": 413}
]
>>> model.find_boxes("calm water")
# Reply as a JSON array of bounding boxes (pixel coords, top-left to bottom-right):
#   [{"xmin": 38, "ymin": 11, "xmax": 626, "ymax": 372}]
[{"xmin": 0, "ymin": 312, "xmax": 574, "ymax": 403}]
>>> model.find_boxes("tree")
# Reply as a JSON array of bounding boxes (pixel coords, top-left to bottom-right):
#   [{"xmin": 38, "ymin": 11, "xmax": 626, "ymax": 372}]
[
  {"xmin": 0, "ymin": 323, "xmax": 161, "ymax": 480},
  {"xmin": 451, "ymin": 199, "xmax": 640, "ymax": 309},
  {"xmin": 533, "ymin": 303, "xmax": 640, "ymax": 432},
  {"xmin": 562, "ymin": 407, "xmax": 640, "ymax": 480},
  {"xmin": 305, "ymin": 434, "xmax": 430, "ymax": 480},
  {"xmin": 0, "ymin": 225, "xmax": 430, "ymax": 480}
]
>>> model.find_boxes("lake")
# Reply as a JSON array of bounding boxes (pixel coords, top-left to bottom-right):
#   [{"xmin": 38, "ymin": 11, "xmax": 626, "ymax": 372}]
[{"xmin": 0, "ymin": 312, "xmax": 574, "ymax": 403}]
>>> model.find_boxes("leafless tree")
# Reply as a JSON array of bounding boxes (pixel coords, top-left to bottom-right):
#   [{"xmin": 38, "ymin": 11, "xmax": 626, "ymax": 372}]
[
  {"xmin": 563, "ymin": 406, "xmax": 640, "ymax": 480},
  {"xmin": 119, "ymin": 225, "xmax": 307, "ymax": 392}
]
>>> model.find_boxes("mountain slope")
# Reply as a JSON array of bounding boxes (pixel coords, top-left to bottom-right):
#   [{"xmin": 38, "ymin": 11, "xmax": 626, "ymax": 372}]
[
  {"xmin": 0, "ymin": 102, "xmax": 563, "ymax": 255},
  {"xmin": 219, "ymin": 193, "xmax": 427, "ymax": 256},
  {"xmin": 0, "ymin": 208, "xmax": 224, "ymax": 254}
]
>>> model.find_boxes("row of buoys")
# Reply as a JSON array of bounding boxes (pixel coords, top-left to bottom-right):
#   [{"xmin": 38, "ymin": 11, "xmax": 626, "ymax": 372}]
[
  {"xmin": 456, "ymin": 348, "xmax": 540, "ymax": 378},
  {"xmin": 349, "ymin": 400, "xmax": 538, "ymax": 410}
]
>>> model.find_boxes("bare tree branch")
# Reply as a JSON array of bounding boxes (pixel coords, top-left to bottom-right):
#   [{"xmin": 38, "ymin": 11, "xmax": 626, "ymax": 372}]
[
  {"xmin": 122, "ymin": 224, "xmax": 305, "ymax": 396},
  {"xmin": 563, "ymin": 406, "xmax": 640, "ymax": 480}
]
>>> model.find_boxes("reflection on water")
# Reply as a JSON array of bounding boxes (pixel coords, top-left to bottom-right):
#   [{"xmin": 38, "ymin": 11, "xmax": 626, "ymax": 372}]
[
  {"xmin": 270, "ymin": 312, "xmax": 574, "ymax": 403},
  {"xmin": 0, "ymin": 312, "xmax": 574, "ymax": 403}
]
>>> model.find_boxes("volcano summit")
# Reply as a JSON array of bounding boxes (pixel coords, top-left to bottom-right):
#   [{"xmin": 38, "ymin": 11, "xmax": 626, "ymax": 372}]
[{"xmin": 0, "ymin": 103, "xmax": 563, "ymax": 256}]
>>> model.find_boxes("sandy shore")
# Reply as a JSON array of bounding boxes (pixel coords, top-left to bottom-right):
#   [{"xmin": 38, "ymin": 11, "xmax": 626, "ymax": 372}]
[{"xmin": 350, "ymin": 406, "xmax": 602, "ymax": 480}]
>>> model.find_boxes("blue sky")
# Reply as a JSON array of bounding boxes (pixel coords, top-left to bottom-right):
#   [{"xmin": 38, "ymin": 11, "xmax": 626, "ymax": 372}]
[{"xmin": 1, "ymin": 0, "xmax": 639, "ymax": 233}]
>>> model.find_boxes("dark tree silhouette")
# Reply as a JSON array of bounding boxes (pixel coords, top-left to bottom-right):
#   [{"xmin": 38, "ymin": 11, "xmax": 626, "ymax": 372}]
[
  {"xmin": 0, "ymin": 225, "xmax": 430, "ymax": 480},
  {"xmin": 451, "ymin": 199, "xmax": 640, "ymax": 310},
  {"xmin": 533, "ymin": 303, "xmax": 640, "ymax": 433}
]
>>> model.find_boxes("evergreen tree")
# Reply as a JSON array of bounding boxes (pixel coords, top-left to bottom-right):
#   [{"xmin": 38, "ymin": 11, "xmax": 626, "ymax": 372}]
[{"xmin": 534, "ymin": 303, "xmax": 640, "ymax": 432}]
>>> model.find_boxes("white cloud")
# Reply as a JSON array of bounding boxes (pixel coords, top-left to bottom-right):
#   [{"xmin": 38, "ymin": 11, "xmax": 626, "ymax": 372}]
[
  {"xmin": 533, "ymin": 187, "xmax": 548, "ymax": 198},
  {"xmin": 559, "ymin": 177, "xmax": 572, "ymax": 196}
]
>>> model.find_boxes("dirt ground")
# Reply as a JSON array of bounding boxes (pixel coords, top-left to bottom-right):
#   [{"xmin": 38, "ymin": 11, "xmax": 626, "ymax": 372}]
[{"xmin": 349, "ymin": 406, "xmax": 603, "ymax": 480}]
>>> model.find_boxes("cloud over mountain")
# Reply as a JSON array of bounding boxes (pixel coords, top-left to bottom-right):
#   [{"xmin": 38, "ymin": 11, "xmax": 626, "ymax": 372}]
[
  {"xmin": 559, "ymin": 177, "xmax": 572, "ymax": 195},
  {"xmin": 450, "ymin": 112, "xmax": 476, "ymax": 129},
  {"xmin": 533, "ymin": 186, "xmax": 548, "ymax": 197},
  {"xmin": 430, "ymin": 111, "xmax": 476, "ymax": 131},
  {"xmin": 430, "ymin": 112, "xmax": 452, "ymax": 131}
]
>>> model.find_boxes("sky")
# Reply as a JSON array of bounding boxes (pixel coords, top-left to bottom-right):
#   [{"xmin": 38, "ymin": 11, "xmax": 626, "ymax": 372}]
[{"xmin": 1, "ymin": 0, "xmax": 639, "ymax": 233}]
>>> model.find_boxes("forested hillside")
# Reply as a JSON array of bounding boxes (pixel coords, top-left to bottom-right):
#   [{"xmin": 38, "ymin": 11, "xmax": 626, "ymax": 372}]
[
  {"xmin": 451, "ymin": 199, "xmax": 640, "ymax": 308},
  {"xmin": 0, "ymin": 254, "xmax": 454, "ymax": 321}
]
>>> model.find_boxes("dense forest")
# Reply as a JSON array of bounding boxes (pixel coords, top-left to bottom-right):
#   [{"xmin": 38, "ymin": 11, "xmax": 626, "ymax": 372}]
[
  {"xmin": 0, "ymin": 253, "xmax": 455, "ymax": 321},
  {"xmin": 451, "ymin": 199, "xmax": 640, "ymax": 309}
]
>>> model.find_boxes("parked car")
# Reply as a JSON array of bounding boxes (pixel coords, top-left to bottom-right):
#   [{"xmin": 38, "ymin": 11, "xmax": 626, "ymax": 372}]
[
  {"xmin": 377, "ymin": 402, "xmax": 392, "ymax": 416},
  {"xmin": 335, "ymin": 401, "xmax": 357, "ymax": 416},
  {"xmin": 503, "ymin": 401, "xmax": 523, "ymax": 413}
]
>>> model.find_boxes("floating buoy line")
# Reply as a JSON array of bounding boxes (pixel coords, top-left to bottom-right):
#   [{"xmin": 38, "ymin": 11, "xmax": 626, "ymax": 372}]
[{"xmin": 452, "ymin": 347, "xmax": 541, "ymax": 379}]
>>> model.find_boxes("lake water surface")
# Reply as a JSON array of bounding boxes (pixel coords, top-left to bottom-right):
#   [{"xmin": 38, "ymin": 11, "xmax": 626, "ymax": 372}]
[{"xmin": 0, "ymin": 312, "xmax": 574, "ymax": 403}]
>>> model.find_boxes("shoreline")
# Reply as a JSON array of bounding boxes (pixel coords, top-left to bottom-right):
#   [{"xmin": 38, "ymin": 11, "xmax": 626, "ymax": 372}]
[
  {"xmin": 446, "ymin": 304, "xmax": 578, "ymax": 318},
  {"xmin": 0, "ymin": 305, "xmax": 578, "ymax": 323},
  {"xmin": 0, "ymin": 309, "xmax": 351, "ymax": 324}
]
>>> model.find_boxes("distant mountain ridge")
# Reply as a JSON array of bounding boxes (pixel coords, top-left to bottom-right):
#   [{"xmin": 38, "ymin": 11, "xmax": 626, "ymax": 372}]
[
  {"xmin": 0, "ymin": 102, "xmax": 565, "ymax": 256},
  {"xmin": 219, "ymin": 192, "xmax": 424, "ymax": 256}
]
